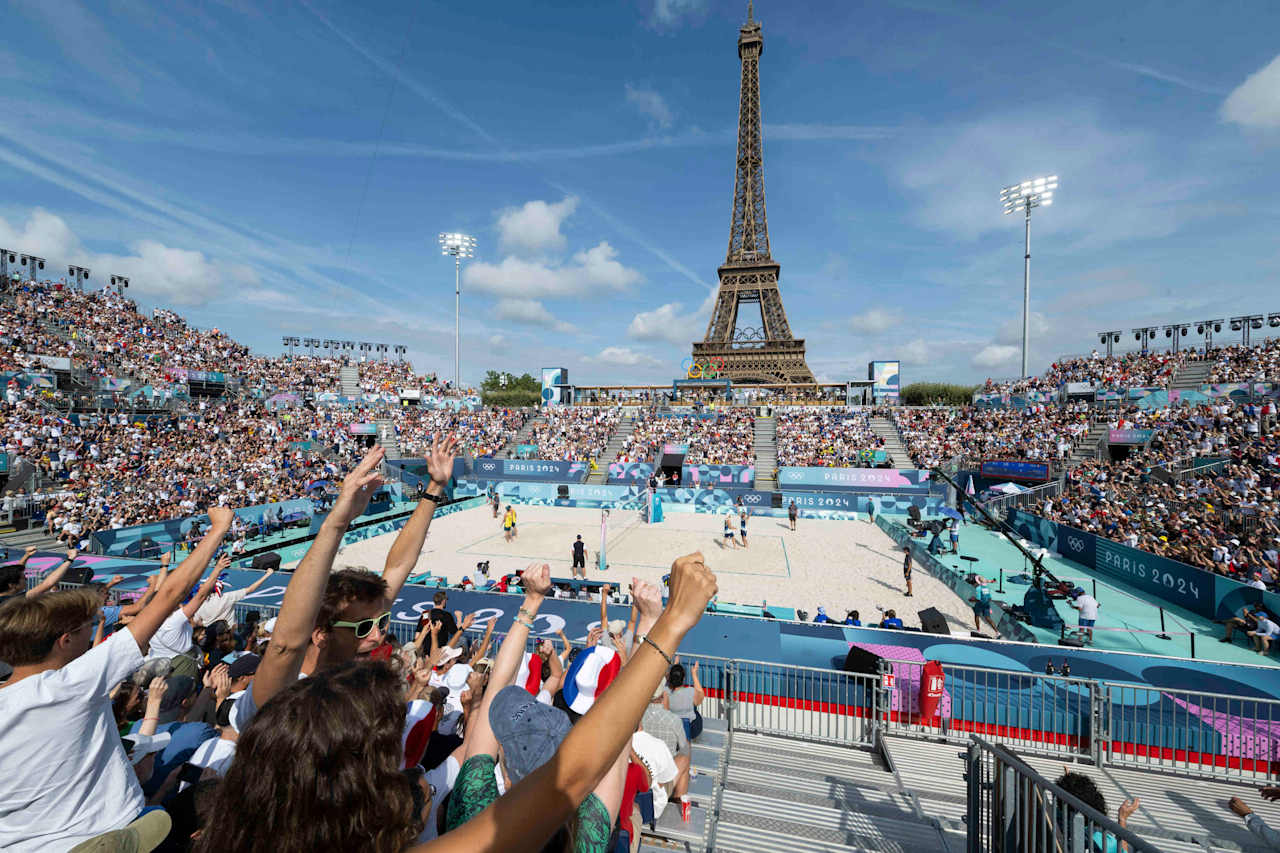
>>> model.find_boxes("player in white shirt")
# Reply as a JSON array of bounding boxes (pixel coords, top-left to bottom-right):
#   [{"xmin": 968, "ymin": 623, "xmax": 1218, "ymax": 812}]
[{"xmin": 0, "ymin": 507, "xmax": 233, "ymax": 852}]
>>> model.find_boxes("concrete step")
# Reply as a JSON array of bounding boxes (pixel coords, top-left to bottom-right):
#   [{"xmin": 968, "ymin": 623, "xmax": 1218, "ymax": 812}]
[{"xmin": 712, "ymin": 795, "xmax": 952, "ymax": 852}]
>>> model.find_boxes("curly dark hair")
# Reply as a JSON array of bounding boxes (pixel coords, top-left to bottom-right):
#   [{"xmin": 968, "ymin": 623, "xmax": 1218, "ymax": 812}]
[
  {"xmin": 315, "ymin": 568, "xmax": 388, "ymax": 633},
  {"xmin": 196, "ymin": 661, "xmax": 418, "ymax": 853}
]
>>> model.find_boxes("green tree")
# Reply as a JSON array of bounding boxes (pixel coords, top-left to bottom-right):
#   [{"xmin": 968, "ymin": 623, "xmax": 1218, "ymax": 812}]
[
  {"xmin": 900, "ymin": 382, "xmax": 978, "ymax": 406},
  {"xmin": 479, "ymin": 370, "xmax": 541, "ymax": 406}
]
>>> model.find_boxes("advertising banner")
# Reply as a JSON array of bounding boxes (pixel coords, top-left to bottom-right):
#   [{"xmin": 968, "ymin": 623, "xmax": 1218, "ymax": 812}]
[
  {"xmin": 541, "ymin": 367, "xmax": 567, "ymax": 407},
  {"xmin": 869, "ymin": 360, "xmax": 901, "ymax": 401},
  {"xmin": 662, "ymin": 443, "xmax": 689, "ymax": 456},
  {"xmin": 979, "ymin": 459, "xmax": 1052, "ymax": 482},
  {"xmin": 1108, "ymin": 428, "xmax": 1155, "ymax": 445},
  {"xmin": 0, "ymin": 451, "xmax": 7, "ymax": 474},
  {"xmin": 608, "ymin": 462, "xmax": 654, "ymax": 483},
  {"xmin": 777, "ymin": 467, "xmax": 931, "ymax": 494},
  {"xmin": 472, "ymin": 458, "xmax": 588, "ymax": 483},
  {"xmin": 682, "ymin": 463, "xmax": 755, "ymax": 488},
  {"xmin": 1063, "ymin": 382, "xmax": 1096, "ymax": 396},
  {"xmin": 780, "ymin": 491, "xmax": 859, "ymax": 511},
  {"xmin": 20, "ymin": 353, "xmax": 72, "ymax": 371},
  {"xmin": 1007, "ymin": 510, "xmax": 1215, "ymax": 618},
  {"xmin": 1125, "ymin": 386, "xmax": 1163, "ymax": 400},
  {"xmin": 1094, "ymin": 389, "xmax": 1124, "ymax": 402},
  {"xmin": 348, "ymin": 423, "xmax": 377, "ymax": 435}
]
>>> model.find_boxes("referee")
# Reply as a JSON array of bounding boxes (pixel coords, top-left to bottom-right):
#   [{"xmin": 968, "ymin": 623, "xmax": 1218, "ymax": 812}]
[
  {"xmin": 902, "ymin": 546, "xmax": 914, "ymax": 597},
  {"xmin": 571, "ymin": 534, "xmax": 587, "ymax": 578}
]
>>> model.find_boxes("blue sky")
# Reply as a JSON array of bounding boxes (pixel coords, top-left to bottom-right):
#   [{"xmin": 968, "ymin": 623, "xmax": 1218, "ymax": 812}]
[{"xmin": 1, "ymin": 0, "xmax": 1278, "ymax": 386}]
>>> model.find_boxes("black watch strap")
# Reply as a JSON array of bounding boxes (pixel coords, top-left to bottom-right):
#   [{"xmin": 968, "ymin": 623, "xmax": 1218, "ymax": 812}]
[{"xmin": 421, "ymin": 490, "xmax": 446, "ymax": 504}]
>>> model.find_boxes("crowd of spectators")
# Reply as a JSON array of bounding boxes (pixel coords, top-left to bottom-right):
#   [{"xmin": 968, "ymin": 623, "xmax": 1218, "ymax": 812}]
[
  {"xmin": 0, "ymin": 444, "xmax": 721, "ymax": 852},
  {"xmin": 775, "ymin": 410, "xmax": 881, "ymax": 467},
  {"xmin": 523, "ymin": 407, "xmax": 621, "ymax": 461},
  {"xmin": 617, "ymin": 410, "xmax": 755, "ymax": 466},
  {"xmin": 895, "ymin": 406, "xmax": 1089, "ymax": 469},
  {"xmin": 985, "ymin": 349, "xmax": 1196, "ymax": 395},
  {"xmin": 1042, "ymin": 401, "xmax": 1280, "ymax": 584},
  {"xmin": 1208, "ymin": 339, "xmax": 1280, "ymax": 383}
]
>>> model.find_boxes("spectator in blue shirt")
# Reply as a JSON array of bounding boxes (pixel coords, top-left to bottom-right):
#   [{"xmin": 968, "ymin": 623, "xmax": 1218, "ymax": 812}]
[
  {"xmin": 880, "ymin": 609, "xmax": 903, "ymax": 629},
  {"xmin": 844, "ymin": 610, "xmax": 861, "ymax": 626}
]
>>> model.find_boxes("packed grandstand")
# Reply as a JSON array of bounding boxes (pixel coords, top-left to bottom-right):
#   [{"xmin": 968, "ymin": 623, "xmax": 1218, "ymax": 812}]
[{"xmin": 7, "ymin": 268, "xmax": 1280, "ymax": 851}]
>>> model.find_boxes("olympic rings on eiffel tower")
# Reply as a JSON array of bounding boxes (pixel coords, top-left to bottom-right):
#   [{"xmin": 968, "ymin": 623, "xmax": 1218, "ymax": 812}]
[{"xmin": 681, "ymin": 356, "xmax": 727, "ymax": 379}]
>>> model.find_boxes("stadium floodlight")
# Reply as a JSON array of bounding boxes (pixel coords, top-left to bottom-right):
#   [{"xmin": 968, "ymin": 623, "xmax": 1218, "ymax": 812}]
[
  {"xmin": 1231, "ymin": 314, "xmax": 1265, "ymax": 346},
  {"xmin": 68, "ymin": 265, "xmax": 90, "ymax": 291},
  {"xmin": 375, "ymin": 343, "xmax": 389, "ymax": 361},
  {"xmin": 281, "ymin": 335, "xmax": 300, "ymax": 357},
  {"xmin": 1001, "ymin": 175, "xmax": 1058, "ymax": 379},
  {"xmin": 109, "ymin": 274, "xmax": 130, "ymax": 295},
  {"xmin": 19, "ymin": 254, "xmax": 45, "ymax": 282},
  {"xmin": 1131, "ymin": 326, "xmax": 1159, "ymax": 353},
  {"xmin": 1096, "ymin": 330, "xmax": 1122, "ymax": 358},
  {"xmin": 0, "ymin": 248, "xmax": 13, "ymax": 282},
  {"xmin": 1270, "ymin": 314, "xmax": 1280, "ymax": 329},
  {"xmin": 393, "ymin": 344, "xmax": 407, "ymax": 362},
  {"xmin": 303, "ymin": 337, "xmax": 320, "ymax": 356},
  {"xmin": 439, "ymin": 232, "xmax": 477, "ymax": 389},
  {"xmin": 1163, "ymin": 323, "xmax": 1191, "ymax": 353}
]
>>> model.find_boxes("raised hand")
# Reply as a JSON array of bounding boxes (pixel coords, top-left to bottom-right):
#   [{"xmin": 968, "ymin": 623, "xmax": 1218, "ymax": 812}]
[
  {"xmin": 1117, "ymin": 797, "xmax": 1141, "ymax": 824},
  {"xmin": 522, "ymin": 563, "xmax": 552, "ymax": 598},
  {"xmin": 212, "ymin": 664, "xmax": 232, "ymax": 702},
  {"xmin": 632, "ymin": 577, "xmax": 663, "ymax": 622},
  {"xmin": 215, "ymin": 554, "xmax": 232, "ymax": 572},
  {"xmin": 145, "ymin": 676, "xmax": 169, "ymax": 713},
  {"xmin": 23, "ymin": 545, "xmax": 38, "ymax": 558},
  {"xmin": 159, "ymin": 552, "xmax": 172, "ymax": 567},
  {"xmin": 426, "ymin": 433, "xmax": 460, "ymax": 486},
  {"xmin": 586, "ymin": 625, "xmax": 603, "ymax": 646},
  {"xmin": 66, "ymin": 548, "xmax": 79, "ymax": 561},
  {"xmin": 460, "ymin": 612, "xmax": 476, "ymax": 632},
  {"xmin": 664, "ymin": 552, "xmax": 717, "ymax": 631},
  {"xmin": 207, "ymin": 506, "xmax": 235, "ymax": 530},
  {"xmin": 331, "ymin": 447, "xmax": 386, "ymax": 524}
]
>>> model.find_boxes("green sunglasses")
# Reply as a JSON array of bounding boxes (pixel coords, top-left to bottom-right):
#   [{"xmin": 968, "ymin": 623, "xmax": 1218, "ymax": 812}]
[{"xmin": 330, "ymin": 611, "xmax": 391, "ymax": 638}]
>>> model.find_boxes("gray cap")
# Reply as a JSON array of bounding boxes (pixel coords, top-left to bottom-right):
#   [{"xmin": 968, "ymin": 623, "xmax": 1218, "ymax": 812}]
[{"xmin": 489, "ymin": 684, "xmax": 570, "ymax": 784}]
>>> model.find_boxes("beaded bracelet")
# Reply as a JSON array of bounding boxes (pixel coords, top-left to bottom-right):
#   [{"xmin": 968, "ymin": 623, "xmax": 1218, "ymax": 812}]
[{"xmin": 639, "ymin": 634, "xmax": 674, "ymax": 667}]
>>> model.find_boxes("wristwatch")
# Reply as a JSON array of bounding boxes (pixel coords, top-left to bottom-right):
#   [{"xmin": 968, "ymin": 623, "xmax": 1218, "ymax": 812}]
[{"xmin": 421, "ymin": 490, "xmax": 447, "ymax": 504}]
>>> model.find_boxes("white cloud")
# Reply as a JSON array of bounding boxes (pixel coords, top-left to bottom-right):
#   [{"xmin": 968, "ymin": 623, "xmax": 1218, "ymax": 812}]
[
  {"xmin": 625, "ymin": 84, "xmax": 674, "ymax": 129},
  {"xmin": 628, "ymin": 289, "xmax": 716, "ymax": 346},
  {"xmin": 465, "ymin": 241, "xmax": 641, "ymax": 299},
  {"xmin": 494, "ymin": 298, "xmax": 574, "ymax": 333},
  {"xmin": 848, "ymin": 307, "xmax": 902, "ymax": 334},
  {"xmin": 488, "ymin": 334, "xmax": 509, "ymax": 351},
  {"xmin": 649, "ymin": 0, "xmax": 705, "ymax": 28},
  {"xmin": 995, "ymin": 311, "xmax": 1051, "ymax": 346},
  {"xmin": 972, "ymin": 344, "xmax": 1019, "ymax": 368},
  {"xmin": 1222, "ymin": 53, "xmax": 1280, "ymax": 129},
  {"xmin": 0, "ymin": 207, "xmax": 226, "ymax": 305},
  {"xmin": 593, "ymin": 346, "xmax": 661, "ymax": 367},
  {"xmin": 900, "ymin": 338, "xmax": 931, "ymax": 365},
  {"xmin": 496, "ymin": 196, "xmax": 578, "ymax": 255}
]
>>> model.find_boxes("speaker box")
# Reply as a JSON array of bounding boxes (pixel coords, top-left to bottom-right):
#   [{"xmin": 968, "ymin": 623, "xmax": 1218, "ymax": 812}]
[
  {"xmin": 252, "ymin": 552, "xmax": 281, "ymax": 572},
  {"xmin": 917, "ymin": 607, "xmax": 949, "ymax": 635},
  {"xmin": 842, "ymin": 645, "xmax": 884, "ymax": 675},
  {"xmin": 771, "ymin": 492, "xmax": 783, "ymax": 509},
  {"xmin": 557, "ymin": 484, "xmax": 569, "ymax": 499}
]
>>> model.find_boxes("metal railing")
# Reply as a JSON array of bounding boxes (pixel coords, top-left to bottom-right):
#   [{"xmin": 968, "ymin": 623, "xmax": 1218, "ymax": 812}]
[
  {"xmin": 218, "ymin": 600, "xmax": 1280, "ymax": 784},
  {"xmin": 967, "ymin": 737, "xmax": 1162, "ymax": 852},
  {"xmin": 982, "ymin": 479, "xmax": 1064, "ymax": 516}
]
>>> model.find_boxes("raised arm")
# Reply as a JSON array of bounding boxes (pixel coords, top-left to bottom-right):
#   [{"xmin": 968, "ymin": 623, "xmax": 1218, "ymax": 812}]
[
  {"xmin": 241, "ymin": 567, "xmax": 276, "ymax": 596},
  {"xmin": 381, "ymin": 434, "xmax": 457, "ymax": 603},
  {"xmin": 121, "ymin": 574, "xmax": 159, "ymax": 618},
  {"xmin": 690, "ymin": 660, "xmax": 705, "ymax": 705},
  {"xmin": 183, "ymin": 554, "xmax": 231, "ymax": 621},
  {"xmin": 126, "ymin": 508, "xmax": 234, "ymax": 652},
  {"xmin": 418, "ymin": 555, "xmax": 716, "ymax": 853},
  {"xmin": 26, "ymin": 548, "xmax": 78, "ymax": 598},
  {"xmin": 464, "ymin": 563, "xmax": 552, "ymax": 762},
  {"xmin": 251, "ymin": 448, "xmax": 384, "ymax": 712},
  {"xmin": 468, "ymin": 618, "xmax": 496, "ymax": 664}
]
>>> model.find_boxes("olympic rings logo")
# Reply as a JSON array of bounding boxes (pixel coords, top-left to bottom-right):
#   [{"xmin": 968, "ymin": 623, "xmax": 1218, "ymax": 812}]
[
  {"xmin": 743, "ymin": 493, "xmax": 763, "ymax": 504},
  {"xmin": 1066, "ymin": 536, "xmax": 1086, "ymax": 553},
  {"xmin": 680, "ymin": 356, "xmax": 726, "ymax": 379}
]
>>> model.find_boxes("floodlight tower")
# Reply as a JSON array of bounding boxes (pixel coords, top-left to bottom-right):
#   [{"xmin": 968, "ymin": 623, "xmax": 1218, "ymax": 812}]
[
  {"xmin": 439, "ymin": 232, "xmax": 476, "ymax": 389},
  {"xmin": 1097, "ymin": 330, "xmax": 1122, "ymax": 359},
  {"xmin": 1001, "ymin": 175, "xmax": 1058, "ymax": 379},
  {"xmin": 68, "ymin": 265, "xmax": 90, "ymax": 291}
]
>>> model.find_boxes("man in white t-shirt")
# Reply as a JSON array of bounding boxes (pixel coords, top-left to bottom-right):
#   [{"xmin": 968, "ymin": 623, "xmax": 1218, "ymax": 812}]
[
  {"xmin": 148, "ymin": 554, "xmax": 233, "ymax": 664},
  {"xmin": 0, "ymin": 507, "xmax": 232, "ymax": 852},
  {"xmin": 193, "ymin": 566, "xmax": 275, "ymax": 630},
  {"xmin": 1070, "ymin": 591, "xmax": 1101, "ymax": 644},
  {"xmin": 1250, "ymin": 616, "xmax": 1280, "ymax": 655}
]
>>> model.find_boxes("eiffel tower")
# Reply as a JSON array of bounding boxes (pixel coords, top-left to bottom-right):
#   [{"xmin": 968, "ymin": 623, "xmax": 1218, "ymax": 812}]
[{"xmin": 692, "ymin": 1, "xmax": 814, "ymax": 384}]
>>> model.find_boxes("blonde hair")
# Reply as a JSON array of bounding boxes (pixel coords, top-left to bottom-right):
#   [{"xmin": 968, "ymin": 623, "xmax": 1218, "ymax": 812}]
[{"xmin": 0, "ymin": 586, "xmax": 101, "ymax": 666}]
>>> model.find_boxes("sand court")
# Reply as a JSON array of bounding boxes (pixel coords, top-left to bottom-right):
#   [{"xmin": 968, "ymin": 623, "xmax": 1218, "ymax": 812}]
[{"xmin": 336, "ymin": 504, "xmax": 978, "ymax": 634}]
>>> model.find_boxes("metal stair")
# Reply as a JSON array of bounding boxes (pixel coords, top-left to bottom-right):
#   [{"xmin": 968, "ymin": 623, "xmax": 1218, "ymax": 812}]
[
  {"xmin": 499, "ymin": 413, "xmax": 545, "ymax": 459},
  {"xmin": 373, "ymin": 417, "xmax": 402, "ymax": 461},
  {"xmin": 1066, "ymin": 422, "xmax": 1110, "ymax": 468},
  {"xmin": 586, "ymin": 410, "xmax": 638, "ymax": 484},
  {"xmin": 711, "ymin": 730, "xmax": 957, "ymax": 852},
  {"xmin": 1171, "ymin": 359, "xmax": 1212, "ymax": 391},
  {"xmin": 753, "ymin": 416, "xmax": 777, "ymax": 489},
  {"xmin": 339, "ymin": 365, "xmax": 360, "ymax": 397},
  {"xmin": 868, "ymin": 417, "xmax": 909, "ymax": 469}
]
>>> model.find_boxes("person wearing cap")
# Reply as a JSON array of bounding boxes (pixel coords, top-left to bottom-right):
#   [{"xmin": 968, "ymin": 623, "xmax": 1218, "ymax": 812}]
[
  {"xmin": 1069, "ymin": 589, "xmax": 1101, "ymax": 644},
  {"xmin": 233, "ymin": 439, "xmax": 458, "ymax": 733},
  {"xmin": 0, "ymin": 505, "xmax": 233, "ymax": 852},
  {"xmin": 1250, "ymin": 572, "xmax": 1269, "ymax": 591}
]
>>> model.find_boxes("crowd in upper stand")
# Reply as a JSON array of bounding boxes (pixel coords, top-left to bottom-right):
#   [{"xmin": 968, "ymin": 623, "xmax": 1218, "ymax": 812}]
[
  {"xmin": 523, "ymin": 407, "xmax": 621, "ymax": 462},
  {"xmin": 1208, "ymin": 338, "xmax": 1280, "ymax": 383},
  {"xmin": 894, "ymin": 406, "xmax": 1091, "ymax": 470},
  {"xmin": 775, "ymin": 410, "xmax": 882, "ymax": 467},
  {"xmin": 616, "ymin": 409, "xmax": 755, "ymax": 466}
]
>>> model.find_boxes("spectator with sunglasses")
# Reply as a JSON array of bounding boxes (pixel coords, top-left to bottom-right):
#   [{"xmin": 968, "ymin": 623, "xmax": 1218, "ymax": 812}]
[{"xmin": 232, "ymin": 436, "xmax": 458, "ymax": 732}]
